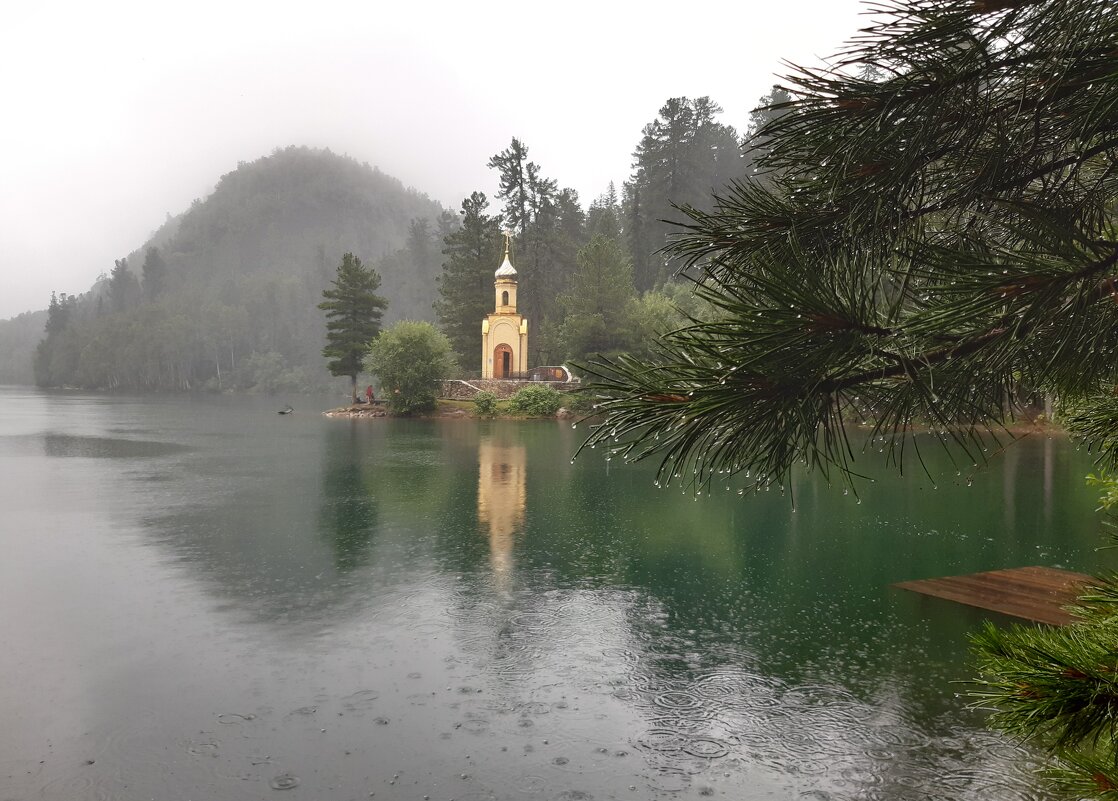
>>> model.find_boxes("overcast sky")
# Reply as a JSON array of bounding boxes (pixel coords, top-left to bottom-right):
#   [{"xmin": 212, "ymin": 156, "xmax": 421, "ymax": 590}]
[{"xmin": 0, "ymin": 0, "xmax": 867, "ymax": 320}]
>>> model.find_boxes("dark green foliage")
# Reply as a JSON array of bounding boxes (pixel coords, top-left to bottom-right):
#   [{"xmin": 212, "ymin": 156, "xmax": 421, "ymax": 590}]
[
  {"xmin": 624, "ymin": 97, "xmax": 744, "ymax": 290},
  {"xmin": 365, "ymin": 321, "xmax": 455, "ymax": 415},
  {"xmin": 488, "ymin": 138, "xmax": 537, "ymax": 234},
  {"xmin": 319, "ymin": 253, "xmax": 387, "ymax": 402},
  {"xmin": 1064, "ymin": 398, "xmax": 1118, "ymax": 472},
  {"xmin": 486, "ymin": 138, "xmax": 584, "ymax": 356},
  {"xmin": 558, "ymin": 234, "xmax": 639, "ymax": 362},
  {"xmin": 742, "ymin": 85, "xmax": 793, "ymax": 181},
  {"xmin": 622, "ymin": 288, "xmax": 694, "ymax": 361},
  {"xmin": 971, "ymin": 553, "xmax": 1118, "ymax": 796},
  {"xmin": 507, "ymin": 384, "xmax": 563, "ymax": 417},
  {"xmin": 587, "ymin": 183, "xmax": 622, "ymax": 241},
  {"xmin": 582, "ymin": 0, "xmax": 1118, "ymax": 499},
  {"xmin": 560, "ymin": 388, "xmax": 597, "ymax": 414},
  {"xmin": 433, "ymin": 192, "xmax": 503, "ymax": 369},
  {"xmin": 472, "ymin": 390, "xmax": 498, "ymax": 416}
]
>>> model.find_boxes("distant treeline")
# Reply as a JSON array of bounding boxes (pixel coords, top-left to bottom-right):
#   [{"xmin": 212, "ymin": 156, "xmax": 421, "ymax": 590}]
[
  {"xmin": 30, "ymin": 147, "xmax": 446, "ymax": 392},
  {"xmin": 25, "ymin": 90, "xmax": 788, "ymax": 391}
]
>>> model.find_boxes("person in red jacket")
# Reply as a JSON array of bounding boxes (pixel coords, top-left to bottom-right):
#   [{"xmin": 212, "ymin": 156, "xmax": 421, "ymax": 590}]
[{"xmin": 365, "ymin": 385, "xmax": 374, "ymax": 404}]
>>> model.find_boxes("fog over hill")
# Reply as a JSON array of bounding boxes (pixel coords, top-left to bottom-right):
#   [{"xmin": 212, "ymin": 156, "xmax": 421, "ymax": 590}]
[{"xmin": 3, "ymin": 147, "xmax": 448, "ymax": 391}]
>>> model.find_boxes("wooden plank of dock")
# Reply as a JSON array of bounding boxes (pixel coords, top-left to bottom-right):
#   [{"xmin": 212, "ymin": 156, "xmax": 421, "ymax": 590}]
[{"xmin": 894, "ymin": 566, "xmax": 1094, "ymax": 626}]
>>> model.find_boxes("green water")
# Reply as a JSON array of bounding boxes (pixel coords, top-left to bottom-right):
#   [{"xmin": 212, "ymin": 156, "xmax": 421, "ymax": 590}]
[{"xmin": 0, "ymin": 386, "xmax": 1107, "ymax": 800}]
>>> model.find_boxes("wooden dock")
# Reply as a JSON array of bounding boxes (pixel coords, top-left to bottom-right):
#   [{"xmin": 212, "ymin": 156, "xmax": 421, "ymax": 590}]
[{"xmin": 894, "ymin": 566, "xmax": 1094, "ymax": 626}]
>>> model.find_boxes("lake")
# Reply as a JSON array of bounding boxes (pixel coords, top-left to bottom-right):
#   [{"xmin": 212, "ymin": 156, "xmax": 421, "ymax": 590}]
[{"xmin": 0, "ymin": 386, "xmax": 1107, "ymax": 800}]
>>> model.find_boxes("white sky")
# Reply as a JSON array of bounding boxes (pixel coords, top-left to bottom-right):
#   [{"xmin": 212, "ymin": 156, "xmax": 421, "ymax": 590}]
[{"xmin": 0, "ymin": 0, "xmax": 867, "ymax": 320}]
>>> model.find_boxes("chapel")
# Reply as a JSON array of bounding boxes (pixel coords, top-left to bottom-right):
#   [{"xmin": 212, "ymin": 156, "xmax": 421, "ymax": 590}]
[{"xmin": 481, "ymin": 235, "xmax": 528, "ymax": 378}]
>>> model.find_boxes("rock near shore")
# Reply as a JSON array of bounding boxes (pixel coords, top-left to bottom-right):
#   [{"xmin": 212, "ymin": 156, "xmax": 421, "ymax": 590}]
[{"xmin": 322, "ymin": 404, "xmax": 388, "ymax": 418}]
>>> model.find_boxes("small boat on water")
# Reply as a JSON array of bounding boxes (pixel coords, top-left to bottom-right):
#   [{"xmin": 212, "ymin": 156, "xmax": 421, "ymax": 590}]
[{"xmin": 277, "ymin": 406, "xmax": 294, "ymax": 415}]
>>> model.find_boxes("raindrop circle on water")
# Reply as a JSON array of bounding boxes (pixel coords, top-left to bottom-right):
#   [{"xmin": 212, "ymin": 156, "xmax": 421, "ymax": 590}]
[
  {"xmin": 682, "ymin": 736, "xmax": 731, "ymax": 759},
  {"xmin": 653, "ymin": 690, "xmax": 703, "ymax": 710},
  {"xmin": 636, "ymin": 729, "xmax": 691, "ymax": 754},
  {"xmin": 270, "ymin": 774, "xmax": 300, "ymax": 790}
]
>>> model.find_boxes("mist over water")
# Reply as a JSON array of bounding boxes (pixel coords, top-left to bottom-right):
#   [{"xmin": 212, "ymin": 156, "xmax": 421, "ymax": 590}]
[{"xmin": 0, "ymin": 386, "xmax": 1103, "ymax": 800}]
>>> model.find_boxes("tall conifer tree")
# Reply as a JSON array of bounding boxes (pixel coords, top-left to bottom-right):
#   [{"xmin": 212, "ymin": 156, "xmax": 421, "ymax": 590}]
[
  {"xmin": 318, "ymin": 253, "xmax": 387, "ymax": 402},
  {"xmin": 487, "ymin": 138, "xmax": 585, "ymax": 359},
  {"xmin": 558, "ymin": 234, "xmax": 637, "ymax": 363},
  {"xmin": 434, "ymin": 193, "xmax": 502, "ymax": 370},
  {"xmin": 108, "ymin": 258, "xmax": 140, "ymax": 313},
  {"xmin": 141, "ymin": 246, "xmax": 168, "ymax": 301},
  {"xmin": 625, "ymin": 97, "xmax": 743, "ymax": 290}
]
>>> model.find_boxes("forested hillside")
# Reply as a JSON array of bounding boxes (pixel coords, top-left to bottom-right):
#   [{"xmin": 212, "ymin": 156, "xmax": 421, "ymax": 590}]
[
  {"xmin": 14, "ymin": 90, "xmax": 784, "ymax": 391},
  {"xmin": 26, "ymin": 147, "xmax": 447, "ymax": 392}
]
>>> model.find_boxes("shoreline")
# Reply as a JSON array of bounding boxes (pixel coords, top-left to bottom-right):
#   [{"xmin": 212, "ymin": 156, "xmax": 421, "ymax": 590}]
[
  {"xmin": 321, "ymin": 404, "xmax": 1064, "ymax": 435},
  {"xmin": 322, "ymin": 400, "xmax": 578, "ymax": 421}
]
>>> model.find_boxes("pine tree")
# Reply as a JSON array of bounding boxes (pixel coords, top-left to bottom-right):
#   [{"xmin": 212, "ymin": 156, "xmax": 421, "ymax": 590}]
[
  {"xmin": 141, "ymin": 246, "xmax": 168, "ymax": 301},
  {"xmin": 318, "ymin": 253, "xmax": 387, "ymax": 402},
  {"xmin": 486, "ymin": 138, "xmax": 578, "ymax": 342},
  {"xmin": 488, "ymin": 138, "xmax": 533, "ymax": 234},
  {"xmin": 434, "ymin": 192, "xmax": 503, "ymax": 371},
  {"xmin": 742, "ymin": 85, "xmax": 793, "ymax": 180},
  {"xmin": 108, "ymin": 258, "xmax": 140, "ymax": 313},
  {"xmin": 579, "ymin": 0, "xmax": 1118, "ymax": 794},
  {"xmin": 588, "ymin": 183, "xmax": 622, "ymax": 241},
  {"xmin": 44, "ymin": 291, "xmax": 71, "ymax": 335},
  {"xmin": 625, "ymin": 97, "xmax": 743, "ymax": 290},
  {"xmin": 558, "ymin": 234, "xmax": 637, "ymax": 362},
  {"xmin": 34, "ymin": 292, "xmax": 79, "ymax": 387}
]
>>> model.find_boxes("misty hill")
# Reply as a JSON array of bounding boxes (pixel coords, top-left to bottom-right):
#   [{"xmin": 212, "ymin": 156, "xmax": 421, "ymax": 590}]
[
  {"xmin": 161, "ymin": 146, "xmax": 444, "ymax": 305},
  {"xmin": 15, "ymin": 146, "xmax": 449, "ymax": 392}
]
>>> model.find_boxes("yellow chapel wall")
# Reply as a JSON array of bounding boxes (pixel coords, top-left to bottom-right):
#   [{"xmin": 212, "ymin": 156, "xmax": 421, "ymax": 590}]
[{"xmin": 482, "ymin": 315, "xmax": 527, "ymax": 378}]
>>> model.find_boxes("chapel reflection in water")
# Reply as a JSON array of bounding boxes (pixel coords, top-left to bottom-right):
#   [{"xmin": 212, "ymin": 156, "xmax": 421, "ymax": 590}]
[{"xmin": 477, "ymin": 431, "xmax": 527, "ymax": 589}]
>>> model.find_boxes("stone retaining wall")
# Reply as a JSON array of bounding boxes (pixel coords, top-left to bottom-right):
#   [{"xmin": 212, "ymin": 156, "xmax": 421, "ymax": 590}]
[{"xmin": 439, "ymin": 379, "xmax": 580, "ymax": 400}]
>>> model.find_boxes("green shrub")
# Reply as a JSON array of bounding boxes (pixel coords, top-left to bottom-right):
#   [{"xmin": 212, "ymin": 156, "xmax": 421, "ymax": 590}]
[
  {"xmin": 365, "ymin": 321, "xmax": 456, "ymax": 415},
  {"xmin": 563, "ymin": 389, "xmax": 598, "ymax": 414},
  {"xmin": 473, "ymin": 390, "xmax": 498, "ymax": 416},
  {"xmin": 507, "ymin": 384, "xmax": 563, "ymax": 417}
]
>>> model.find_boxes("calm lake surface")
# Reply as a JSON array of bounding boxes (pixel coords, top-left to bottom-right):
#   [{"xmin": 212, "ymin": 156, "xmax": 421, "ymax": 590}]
[{"xmin": 0, "ymin": 386, "xmax": 1109, "ymax": 801}]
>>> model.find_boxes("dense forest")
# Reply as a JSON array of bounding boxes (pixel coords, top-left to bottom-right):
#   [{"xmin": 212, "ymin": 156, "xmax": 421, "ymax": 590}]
[
  {"xmin": 13, "ymin": 90, "xmax": 787, "ymax": 392},
  {"xmin": 25, "ymin": 147, "xmax": 447, "ymax": 392},
  {"xmin": 434, "ymin": 91, "xmax": 787, "ymax": 372}
]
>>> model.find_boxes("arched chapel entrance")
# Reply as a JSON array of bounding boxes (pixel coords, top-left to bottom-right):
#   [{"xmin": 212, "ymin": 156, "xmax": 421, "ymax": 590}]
[{"xmin": 493, "ymin": 344, "xmax": 513, "ymax": 378}]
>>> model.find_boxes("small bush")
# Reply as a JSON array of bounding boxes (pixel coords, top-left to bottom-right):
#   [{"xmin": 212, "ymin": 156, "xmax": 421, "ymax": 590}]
[
  {"xmin": 473, "ymin": 390, "xmax": 498, "ymax": 416},
  {"xmin": 507, "ymin": 384, "xmax": 563, "ymax": 417},
  {"xmin": 563, "ymin": 389, "xmax": 599, "ymax": 414},
  {"xmin": 365, "ymin": 321, "xmax": 455, "ymax": 415}
]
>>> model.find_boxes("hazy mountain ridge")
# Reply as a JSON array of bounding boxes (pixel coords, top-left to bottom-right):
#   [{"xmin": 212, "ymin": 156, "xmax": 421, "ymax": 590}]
[
  {"xmin": 5, "ymin": 146, "xmax": 447, "ymax": 390},
  {"xmin": 164, "ymin": 147, "xmax": 440, "ymax": 293}
]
